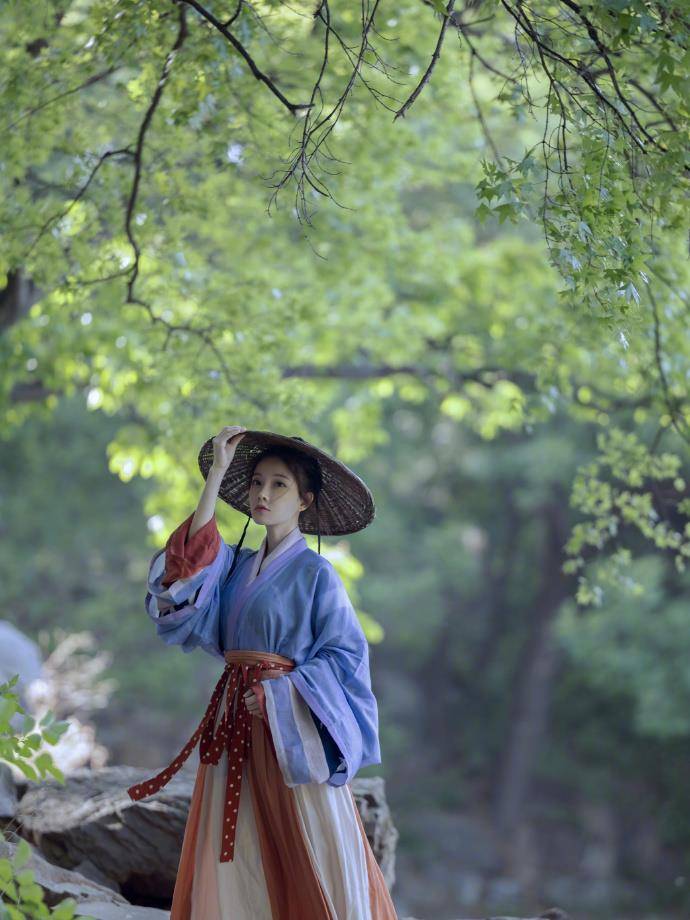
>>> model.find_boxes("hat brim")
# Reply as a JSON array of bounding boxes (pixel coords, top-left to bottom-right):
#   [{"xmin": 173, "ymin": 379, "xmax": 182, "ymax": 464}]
[{"xmin": 197, "ymin": 430, "xmax": 376, "ymax": 536}]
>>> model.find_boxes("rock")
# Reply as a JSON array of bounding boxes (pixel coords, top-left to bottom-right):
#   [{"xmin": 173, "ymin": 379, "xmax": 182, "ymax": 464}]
[
  {"xmin": 16, "ymin": 762, "xmax": 400, "ymax": 905},
  {"xmin": 0, "ymin": 836, "xmax": 130, "ymax": 909},
  {"xmin": 0, "ymin": 621, "xmax": 43, "ymax": 739},
  {"xmin": 0, "ymin": 624, "xmax": 113, "ymax": 780},
  {"xmin": 0, "ymin": 763, "xmax": 18, "ymax": 818},
  {"xmin": 400, "ymin": 914, "xmax": 568, "ymax": 920},
  {"xmin": 352, "ymin": 775, "xmax": 399, "ymax": 890},
  {"xmin": 0, "ymin": 621, "xmax": 43, "ymax": 694},
  {"xmin": 22, "ymin": 630, "xmax": 114, "ymax": 773},
  {"xmin": 74, "ymin": 902, "xmax": 170, "ymax": 919},
  {"xmin": 17, "ymin": 764, "xmax": 196, "ymax": 904}
]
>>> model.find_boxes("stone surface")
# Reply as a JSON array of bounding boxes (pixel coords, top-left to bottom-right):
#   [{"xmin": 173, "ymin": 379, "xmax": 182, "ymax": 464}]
[
  {"xmin": 0, "ymin": 621, "xmax": 43, "ymax": 700},
  {"xmin": 16, "ymin": 762, "xmax": 400, "ymax": 904},
  {"xmin": 352, "ymin": 775, "xmax": 399, "ymax": 890},
  {"xmin": 0, "ymin": 837, "xmax": 130, "ymax": 909},
  {"xmin": 401, "ymin": 914, "xmax": 568, "ymax": 920},
  {"xmin": 75, "ymin": 903, "xmax": 170, "ymax": 919},
  {"xmin": 0, "ymin": 763, "xmax": 18, "ymax": 818},
  {"xmin": 17, "ymin": 763, "xmax": 196, "ymax": 904}
]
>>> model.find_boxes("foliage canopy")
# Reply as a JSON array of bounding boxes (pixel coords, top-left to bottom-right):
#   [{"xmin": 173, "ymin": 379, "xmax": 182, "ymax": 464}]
[{"xmin": 1, "ymin": 0, "xmax": 689, "ymax": 602}]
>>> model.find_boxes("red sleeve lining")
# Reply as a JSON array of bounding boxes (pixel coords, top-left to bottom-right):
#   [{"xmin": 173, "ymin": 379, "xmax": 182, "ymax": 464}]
[{"xmin": 160, "ymin": 512, "xmax": 222, "ymax": 588}]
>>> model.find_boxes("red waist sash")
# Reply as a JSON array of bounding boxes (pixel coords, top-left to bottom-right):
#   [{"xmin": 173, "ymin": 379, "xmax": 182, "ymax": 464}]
[{"xmin": 127, "ymin": 649, "xmax": 295, "ymax": 862}]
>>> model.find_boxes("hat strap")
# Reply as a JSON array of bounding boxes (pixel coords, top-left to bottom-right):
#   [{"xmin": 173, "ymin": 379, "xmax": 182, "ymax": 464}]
[
  {"xmin": 316, "ymin": 494, "xmax": 321, "ymax": 554},
  {"xmin": 222, "ymin": 513, "xmax": 251, "ymax": 588},
  {"xmin": 224, "ymin": 499, "xmax": 322, "ymax": 591}
]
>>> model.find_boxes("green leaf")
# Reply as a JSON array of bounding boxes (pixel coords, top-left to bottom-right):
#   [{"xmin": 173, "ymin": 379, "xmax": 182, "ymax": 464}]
[
  {"xmin": 14, "ymin": 869, "xmax": 35, "ymax": 885},
  {"xmin": 0, "ymin": 857, "xmax": 13, "ymax": 882},
  {"xmin": 12, "ymin": 838, "xmax": 32, "ymax": 870},
  {"xmin": 0, "ymin": 878, "xmax": 18, "ymax": 902},
  {"xmin": 13, "ymin": 760, "xmax": 38, "ymax": 782},
  {"xmin": 51, "ymin": 898, "xmax": 78, "ymax": 919}
]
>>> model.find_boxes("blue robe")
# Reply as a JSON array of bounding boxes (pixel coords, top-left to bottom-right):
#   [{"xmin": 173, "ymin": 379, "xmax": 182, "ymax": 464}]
[{"xmin": 145, "ymin": 526, "xmax": 382, "ymax": 790}]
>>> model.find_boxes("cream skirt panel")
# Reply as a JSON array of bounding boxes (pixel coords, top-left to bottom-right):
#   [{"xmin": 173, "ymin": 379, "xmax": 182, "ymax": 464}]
[{"xmin": 189, "ymin": 679, "xmax": 373, "ymax": 920}]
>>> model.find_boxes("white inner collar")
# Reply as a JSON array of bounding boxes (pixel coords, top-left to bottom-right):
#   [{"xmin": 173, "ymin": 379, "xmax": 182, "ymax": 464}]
[{"xmin": 246, "ymin": 524, "xmax": 306, "ymax": 585}]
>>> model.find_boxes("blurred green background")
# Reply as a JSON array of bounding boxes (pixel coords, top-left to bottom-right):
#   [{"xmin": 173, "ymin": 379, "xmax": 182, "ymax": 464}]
[{"xmin": 2, "ymin": 1, "xmax": 690, "ymax": 917}]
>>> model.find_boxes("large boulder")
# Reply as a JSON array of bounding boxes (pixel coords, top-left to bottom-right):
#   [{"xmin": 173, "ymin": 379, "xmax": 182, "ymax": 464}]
[
  {"xmin": 0, "ymin": 836, "xmax": 130, "ymax": 909},
  {"xmin": 74, "ymin": 903, "xmax": 169, "ymax": 919},
  {"xmin": 16, "ymin": 763, "xmax": 399, "ymax": 904},
  {"xmin": 401, "ymin": 914, "xmax": 568, "ymax": 920},
  {"xmin": 10, "ymin": 761, "xmax": 567, "ymax": 919},
  {"xmin": 0, "ymin": 621, "xmax": 43, "ymax": 725},
  {"xmin": 0, "ymin": 623, "xmax": 112, "ymax": 776},
  {"xmin": 353, "ymin": 775, "xmax": 399, "ymax": 889},
  {"xmin": 0, "ymin": 764, "xmax": 18, "ymax": 819},
  {"xmin": 17, "ymin": 764, "xmax": 195, "ymax": 905}
]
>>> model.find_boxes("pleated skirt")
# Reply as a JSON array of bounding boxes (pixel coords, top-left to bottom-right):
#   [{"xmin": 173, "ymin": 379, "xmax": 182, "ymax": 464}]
[{"xmin": 170, "ymin": 679, "xmax": 398, "ymax": 920}]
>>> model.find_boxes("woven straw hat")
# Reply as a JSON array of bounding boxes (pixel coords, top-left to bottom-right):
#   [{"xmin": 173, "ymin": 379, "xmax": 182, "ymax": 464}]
[{"xmin": 197, "ymin": 430, "xmax": 375, "ymax": 536}]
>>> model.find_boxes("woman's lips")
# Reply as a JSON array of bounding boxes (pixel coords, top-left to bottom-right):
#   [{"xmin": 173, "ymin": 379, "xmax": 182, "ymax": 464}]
[{"xmin": 255, "ymin": 506, "xmax": 269, "ymax": 512}]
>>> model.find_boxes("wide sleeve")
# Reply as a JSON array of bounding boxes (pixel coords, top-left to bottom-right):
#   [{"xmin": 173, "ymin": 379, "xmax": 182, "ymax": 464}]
[
  {"xmin": 144, "ymin": 511, "xmax": 235, "ymax": 662},
  {"xmin": 160, "ymin": 511, "xmax": 222, "ymax": 588},
  {"xmin": 260, "ymin": 561, "xmax": 382, "ymax": 788}
]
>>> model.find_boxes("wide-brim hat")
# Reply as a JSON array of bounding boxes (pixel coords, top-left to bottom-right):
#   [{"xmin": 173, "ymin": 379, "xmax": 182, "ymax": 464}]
[{"xmin": 197, "ymin": 430, "xmax": 375, "ymax": 536}]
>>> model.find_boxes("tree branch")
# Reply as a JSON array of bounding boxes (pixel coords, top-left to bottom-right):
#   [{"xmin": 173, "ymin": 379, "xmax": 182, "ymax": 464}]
[
  {"xmin": 395, "ymin": 0, "xmax": 457, "ymax": 120},
  {"xmin": 180, "ymin": 0, "xmax": 313, "ymax": 115}
]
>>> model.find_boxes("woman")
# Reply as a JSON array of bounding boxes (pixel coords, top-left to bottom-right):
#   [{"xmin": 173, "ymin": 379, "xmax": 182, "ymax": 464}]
[{"xmin": 127, "ymin": 425, "xmax": 398, "ymax": 920}]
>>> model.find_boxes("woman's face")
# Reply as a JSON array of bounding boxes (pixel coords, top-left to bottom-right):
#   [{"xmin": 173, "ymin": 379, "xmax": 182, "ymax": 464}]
[{"xmin": 249, "ymin": 456, "xmax": 313, "ymax": 527}]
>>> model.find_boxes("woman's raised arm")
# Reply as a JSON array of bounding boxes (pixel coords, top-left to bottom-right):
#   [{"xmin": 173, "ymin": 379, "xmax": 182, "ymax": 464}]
[
  {"xmin": 144, "ymin": 425, "xmax": 248, "ymax": 657},
  {"xmin": 187, "ymin": 425, "xmax": 247, "ymax": 539}
]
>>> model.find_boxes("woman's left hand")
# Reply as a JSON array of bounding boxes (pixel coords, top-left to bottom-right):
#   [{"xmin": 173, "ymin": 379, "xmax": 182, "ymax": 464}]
[{"xmin": 243, "ymin": 686, "xmax": 266, "ymax": 719}]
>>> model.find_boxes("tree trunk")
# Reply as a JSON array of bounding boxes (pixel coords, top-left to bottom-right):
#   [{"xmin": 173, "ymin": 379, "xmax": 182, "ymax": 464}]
[{"xmin": 492, "ymin": 490, "xmax": 573, "ymax": 870}]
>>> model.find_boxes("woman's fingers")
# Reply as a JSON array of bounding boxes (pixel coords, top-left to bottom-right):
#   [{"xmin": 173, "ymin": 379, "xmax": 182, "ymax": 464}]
[
  {"xmin": 214, "ymin": 426, "xmax": 246, "ymax": 442},
  {"xmin": 243, "ymin": 688, "xmax": 265, "ymax": 719},
  {"xmin": 210, "ymin": 427, "xmax": 247, "ymax": 473}
]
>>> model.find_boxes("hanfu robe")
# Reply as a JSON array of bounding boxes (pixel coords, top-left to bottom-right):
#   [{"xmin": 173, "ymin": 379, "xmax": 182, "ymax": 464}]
[{"xmin": 136, "ymin": 511, "xmax": 398, "ymax": 920}]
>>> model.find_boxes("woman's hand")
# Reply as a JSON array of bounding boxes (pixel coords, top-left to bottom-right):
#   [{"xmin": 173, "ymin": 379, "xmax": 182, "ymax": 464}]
[
  {"xmin": 243, "ymin": 685, "xmax": 266, "ymax": 720},
  {"xmin": 211, "ymin": 425, "xmax": 247, "ymax": 476},
  {"xmin": 187, "ymin": 426, "xmax": 247, "ymax": 541}
]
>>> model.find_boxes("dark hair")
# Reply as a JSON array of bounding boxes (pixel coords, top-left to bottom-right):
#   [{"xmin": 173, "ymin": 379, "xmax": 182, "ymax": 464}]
[{"xmin": 222, "ymin": 446, "xmax": 323, "ymax": 588}]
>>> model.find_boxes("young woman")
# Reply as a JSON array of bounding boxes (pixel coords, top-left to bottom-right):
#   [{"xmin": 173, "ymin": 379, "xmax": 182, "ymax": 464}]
[{"xmin": 127, "ymin": 426, "xmax": 398, "ymax": 920}]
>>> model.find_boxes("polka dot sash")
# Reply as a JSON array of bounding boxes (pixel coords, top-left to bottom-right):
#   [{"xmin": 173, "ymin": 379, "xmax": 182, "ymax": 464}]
[{"xmin": 127, "ymin": 650, "xmax": 295, "ymax": 863}]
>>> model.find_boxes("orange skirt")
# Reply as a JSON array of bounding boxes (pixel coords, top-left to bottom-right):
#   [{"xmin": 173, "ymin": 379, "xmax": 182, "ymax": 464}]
[{"xmin": 168, "ymin": 650, "xmax": 398, "ymax": 920}]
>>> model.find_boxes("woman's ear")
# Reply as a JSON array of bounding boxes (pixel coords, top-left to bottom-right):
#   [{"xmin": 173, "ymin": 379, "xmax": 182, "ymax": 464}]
[{"xmin": 300, "ymin": 490, "xmax": 315, "ymax": 512}]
